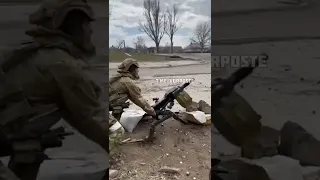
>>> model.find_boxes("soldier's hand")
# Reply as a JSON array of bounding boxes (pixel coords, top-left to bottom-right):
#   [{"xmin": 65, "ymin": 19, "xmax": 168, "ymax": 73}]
[
  {"xmin": 143, "ymin": 109, "xmax": 156, "ymax": 121},
  {"xmin": 149, "ymin": 108, "xmax": 156, "ymax": 117}
]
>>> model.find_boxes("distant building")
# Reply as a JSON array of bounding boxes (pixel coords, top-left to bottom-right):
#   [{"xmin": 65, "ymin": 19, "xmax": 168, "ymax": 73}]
[
  {"xmin": 183, "ymin": 42, "xmax": 202, "ymax": 53},
  {"xmin": 182, "ymin": 42, "xmax": 211, "ymax": 53},
  {"xmin": 147, "ymin": 47, "xmax": 156, "ymax": 53}
]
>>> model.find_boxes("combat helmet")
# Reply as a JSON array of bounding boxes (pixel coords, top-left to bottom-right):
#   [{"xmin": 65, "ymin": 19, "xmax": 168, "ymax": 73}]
[
  {"xmin": 118, "ymin": 58, "xmax": 140, "ymax": 71},
  {"xmin": 28, "ymin": 0, "xmax": 95, "ymax": 29}
]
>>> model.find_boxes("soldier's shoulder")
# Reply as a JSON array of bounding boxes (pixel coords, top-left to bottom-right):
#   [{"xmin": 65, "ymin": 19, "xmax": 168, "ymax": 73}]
[
  {"xmin": 32, "ymin": 48, "xmax": 76, "ymax": 66},
  {"xmin": 31, "ymin": 48, "xmax": 89, "ymax": 77},
  {"xmin": 32, "ymin": 48, "xmax": 86, "ymax": 69},
  {"xmin": 119, "ymin": 76, "xmax": 135, "ymax": 84}
]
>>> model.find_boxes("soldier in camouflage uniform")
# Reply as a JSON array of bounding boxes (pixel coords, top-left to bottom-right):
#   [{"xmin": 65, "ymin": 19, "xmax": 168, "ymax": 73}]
[
  {"xmin": 0, "ymin": 0, "xmax": 109, "ymax": 179},
  {"xmin": 109, "ymin": 58, "xmax": 156, "ymax": 119},
  {"xmin": 108, "ymin": 58, "xmax": 156, "ymax": 156}
]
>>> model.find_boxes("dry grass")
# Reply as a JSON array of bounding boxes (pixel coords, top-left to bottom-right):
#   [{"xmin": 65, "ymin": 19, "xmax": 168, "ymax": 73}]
[{"xmin": 109, "ymin": 52, "xmax": 169, "ymax": 62}]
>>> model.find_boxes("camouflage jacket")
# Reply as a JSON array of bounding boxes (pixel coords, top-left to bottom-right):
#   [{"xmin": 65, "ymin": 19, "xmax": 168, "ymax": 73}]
[
  {"xmin": 109, "ymin": 70, "xmax": 154, "ymax": 115},
  {"xmin": 0, "ymin": 37, "xmax": 109, "ymax": 154}
]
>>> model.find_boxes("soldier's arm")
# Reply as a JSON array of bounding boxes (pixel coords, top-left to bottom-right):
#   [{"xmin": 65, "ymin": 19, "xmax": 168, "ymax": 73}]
[
  {"xmin": 123, "ymin": 80, "xmax": 155, "ymax": 115},
  {"xmin": 46, "ymin": 63, "xmax": 109, "ymax": 152}
]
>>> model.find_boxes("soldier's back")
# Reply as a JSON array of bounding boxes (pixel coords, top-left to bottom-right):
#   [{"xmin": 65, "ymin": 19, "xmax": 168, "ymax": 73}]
[
  {"xmin": 3, "ymin": 47, "xmax": 80, "ymax": 102},
  {"xmin": 0, "ymin": 45, "xmax": 89, "ymax": 131}
]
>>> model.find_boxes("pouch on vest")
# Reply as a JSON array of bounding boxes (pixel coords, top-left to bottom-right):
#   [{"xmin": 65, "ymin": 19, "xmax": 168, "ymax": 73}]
[
  {"xmin": 212, "ymin": 91, "xmax": 262, "ymax": 146},
  {"xmin": 0, "ymin": 69, "xmax": 34, "ymax": 127},
  {"xmin": 109, "ymin": 76, "xmax": 121, "ymax": 102},
  {"xmin": 0, "ymin": 42, "xmax": 41, "ymax": 127},
  {"xmin": 109, "ymin": 76, "xmax": 129, "ymax": 107}
]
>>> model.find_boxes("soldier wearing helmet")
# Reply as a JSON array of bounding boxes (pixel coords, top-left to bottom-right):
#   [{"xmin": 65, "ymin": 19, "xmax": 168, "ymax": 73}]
[
  {"xmin": 109, "ymin": 58, "xmax": 156, "ymax": 120},
  {"xmin": 27, "ymin": 0, "xmax": 96, "ymax": 57},
  {"xmin": 0, "ymin": 0, "xmax": 109, "ymax": 179}
]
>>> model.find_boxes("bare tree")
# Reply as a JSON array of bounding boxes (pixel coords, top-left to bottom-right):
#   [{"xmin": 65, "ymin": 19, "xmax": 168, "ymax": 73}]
[
  {"xmin": 138, "ymin": 0, "xmax": 166, "ymax": 53},
  {"xmin": 133, "ymin": 36, "xmax": 146, "ymax": 52},
  {"xmin": 191, "ymin": 21, "xmax": 211, "ymax": 52},
  {"xmin": 165, "ymin": 4, "xmax": 181, "ymax": 53}
]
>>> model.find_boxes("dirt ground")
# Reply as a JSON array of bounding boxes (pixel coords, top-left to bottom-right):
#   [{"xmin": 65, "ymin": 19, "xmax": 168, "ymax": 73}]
[{"xmin": 108, "ymin": 54, "xmax": 211, "ymax": 180}]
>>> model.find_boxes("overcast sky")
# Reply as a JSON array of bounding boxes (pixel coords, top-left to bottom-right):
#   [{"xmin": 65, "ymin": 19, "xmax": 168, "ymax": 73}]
[{"xmin": 109, "ymin": 0, "xmax": 211, "ymax": 48}]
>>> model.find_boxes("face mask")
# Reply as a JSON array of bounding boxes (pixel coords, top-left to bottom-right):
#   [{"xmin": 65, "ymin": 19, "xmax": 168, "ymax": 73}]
[
  {"xmin": 72, "ymin": 18, "xmax": 96, "ymax": 58},
  {"xmin": 131, "ymin": 68, "xmax": 140, "ymax": 80}
]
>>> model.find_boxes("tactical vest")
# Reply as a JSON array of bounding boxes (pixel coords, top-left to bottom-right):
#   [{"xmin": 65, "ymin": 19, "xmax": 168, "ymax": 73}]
[
  {"xmin": 0, "ymin": 43, "xmax": 40, "ymax": 127},
  {"xmin": 109, "ymin": 76, "xmax": 121, "ymax": 103},
  {"xmin": 109, "ymin": 75, "xmax": 129, "ymax": 106},
  {"xmin": 0, "ymin": 42, "xmax": 63, "ymax": 129}
]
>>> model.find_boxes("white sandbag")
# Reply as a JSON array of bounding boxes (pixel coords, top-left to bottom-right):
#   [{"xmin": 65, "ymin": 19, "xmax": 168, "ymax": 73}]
[
  {"xmin": 109, "ymin": 121, "xmax": 123, "ymax": 133},
  {"xmin": 119, "ymin": 109, "xmax": 145, "ymax": 132},
  {"xmin": 185, "ymin": 111, "xmax": 206, "ymax": 124}
]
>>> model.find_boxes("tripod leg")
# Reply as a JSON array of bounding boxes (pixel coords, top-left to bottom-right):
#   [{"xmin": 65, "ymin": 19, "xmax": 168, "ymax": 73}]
[
  {"xmin": 172, "ymin": 113, "xmax": 188, "ymax": 124},
  {"xmin": 147, "ymin": 114, "xmax": 172, "ymax": 141}
]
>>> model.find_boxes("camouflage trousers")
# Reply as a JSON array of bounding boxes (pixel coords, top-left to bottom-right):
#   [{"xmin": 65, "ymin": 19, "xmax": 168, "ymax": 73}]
[
  {"xmin": 0, "ymin": 161, "xmax": 19, "ymax": 180},
  {"xmin": 109, "ymin": 113, "xmax": 125, "ymax": 157}
]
